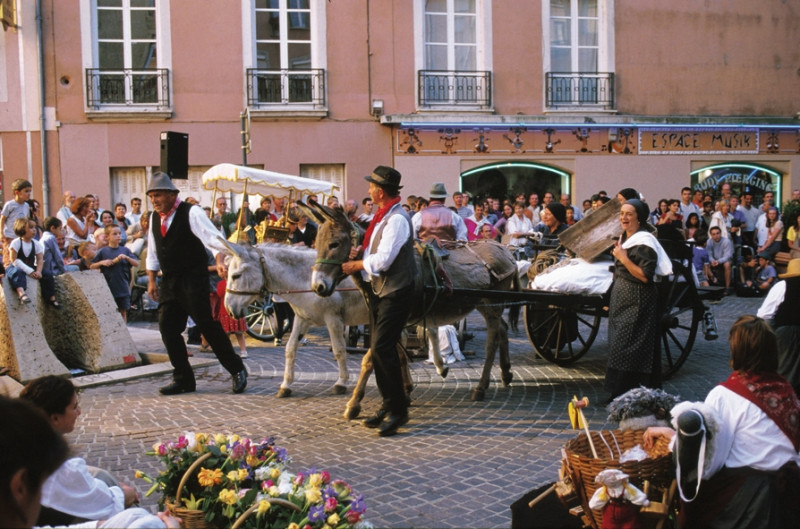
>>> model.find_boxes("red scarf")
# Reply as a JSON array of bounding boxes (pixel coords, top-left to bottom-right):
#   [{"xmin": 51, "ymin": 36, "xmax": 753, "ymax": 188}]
[
  {"xmin": 721, "ymin": 370, "xmax": 800, "ymax": 450},
  {"xmin": 158, "ymin": 197, "xmax": 181, "ymax": 236},
  {"xmin": 362, "ymin": 196, "xmax": 401, "ymax": 251}
]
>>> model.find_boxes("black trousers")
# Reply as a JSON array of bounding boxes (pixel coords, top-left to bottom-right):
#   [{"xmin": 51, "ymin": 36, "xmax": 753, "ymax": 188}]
[
  {"xmin": 368, "ymin": 284, "xmax": 413, "ymax": 415},
  {"xmin": 158, "ymin": 269, "xmax": 244, "ymax": 386}
]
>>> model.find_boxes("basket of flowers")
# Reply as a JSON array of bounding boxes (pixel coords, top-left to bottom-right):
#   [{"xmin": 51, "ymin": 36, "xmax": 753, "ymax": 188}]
[{"xmin": 136, "ymin": 432, "xmax": 369, "ymax": 529}]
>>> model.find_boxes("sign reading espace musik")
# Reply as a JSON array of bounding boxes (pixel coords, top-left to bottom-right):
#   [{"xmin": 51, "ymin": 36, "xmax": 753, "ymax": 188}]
[{"xmin": 638, "ymin": 127, "xmax": 759, "ymax": 155}]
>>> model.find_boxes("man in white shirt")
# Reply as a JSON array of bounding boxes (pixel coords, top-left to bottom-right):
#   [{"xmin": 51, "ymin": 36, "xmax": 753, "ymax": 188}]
[
  {"xmin": 679, "ymin": 186, "xmax": 701, "ymax": 227},
  {"xmin": 56, "ymin": 190, "xmax": 76, "ymax": 225}
]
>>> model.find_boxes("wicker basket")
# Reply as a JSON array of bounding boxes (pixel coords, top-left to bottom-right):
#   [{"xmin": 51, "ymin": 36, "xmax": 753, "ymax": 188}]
[
  {"xmin": 165, "ymin": 452, "xmax": 214, "ymax": 529},
  {"xmin": 564, "ymin": 429, "xmax": 674, "ymax": 529}
]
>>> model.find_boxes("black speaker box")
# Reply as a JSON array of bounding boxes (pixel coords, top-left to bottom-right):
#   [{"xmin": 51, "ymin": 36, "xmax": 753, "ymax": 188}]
[{"xmin": 160, "ymin": 131, "xmax": 189, "ymax": 180}]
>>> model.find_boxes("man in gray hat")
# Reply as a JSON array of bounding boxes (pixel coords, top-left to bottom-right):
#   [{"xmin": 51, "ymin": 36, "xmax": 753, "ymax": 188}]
[
  {"xmin": 144, "ymin": 172, "xmax": 247, "ymax": 395},
  {"xmin": 341, "ymin": 165, "xmax": 416, "ymax": 437},
  {"xmin": 411, "ymin": 182, "xmax": 467, "ymax": 243}
]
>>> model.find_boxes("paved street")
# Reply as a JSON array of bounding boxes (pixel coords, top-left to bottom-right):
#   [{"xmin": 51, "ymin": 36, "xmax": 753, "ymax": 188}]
[{"xmin": 69, "ymin": 294, "xmax": 762, "ymax": 529}]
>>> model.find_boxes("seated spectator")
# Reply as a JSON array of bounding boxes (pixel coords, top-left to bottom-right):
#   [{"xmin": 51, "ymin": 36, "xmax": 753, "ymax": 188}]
[
  {"xmin": 254, "ymin": 196, "xmax": 276, "ymax": 224},
  {"xmin": 125, "ymin": 211, "xmax": 148, "ymax": 257},
  {"xmin": 657, "ymin": 198, "xmax": 683, "ymax": 230},
  {"xmin": 737, "ymin": 252, "xmax": 777, "ymax": 297},
  {"xmin": 709, "ymin": 198, "xmax": 735, "ymax": 239},
  {"xmin": 737, "ymin": 249, "xmax": 758, "ymax": 294},
  {"xmin": 506, "ymin": 200, "xmax": 535, "ymax": 258},
  {"xmin": 643, "ymin": 316, "xmax": 800, "ymax": 528},
  {"xmin": 707, "ymin": 226, "xmax": 734, "ymax": 293},
  {"xmin": 533, "ymin": 202, "xmax": 569, "ymax": 246},
  {"xmin": 684, "ymin": 212, "xmax": 703, "ymax": 240},
  {"xmin": 0, "ymin": 396, "xmax": 69, "ymax": 529},
  {"xmin": 76, "ymin": 241, "xmax": 97, "ymax": 271},
  {"xmin": 492, "ymin": 202, "xmax": 513, "ymax": 238},
  {"xmin": 757, "ymin": 207, "xmax": 784, "ymax": 260},
  {"xmin": 92, "ymin": 227, "xmax": 108, "ymax": 250},
  {"xmin": 5, "ymin": 218, "xmax": 56, "ymax": 307},
  {"xmin": 565, "ymin": 205, "xmax": 577, "ymax": 226},
  {"xmin": 287, "ymin": 208, "xmax": 317, "ymax": 248},
  {"xmin": 19, "ymin": 376, "xmax": 140, "ymax": 526},
  {"xmin": 477, "ymin": 222, "xmax": 497, "ymax": 241},
  {"xmin": 58, "ymin": 234, "xmax": 81, "ymax": 272},
  {"xmin": 691, "ymin": 229, "xmax": 711, "ymax": 287}
]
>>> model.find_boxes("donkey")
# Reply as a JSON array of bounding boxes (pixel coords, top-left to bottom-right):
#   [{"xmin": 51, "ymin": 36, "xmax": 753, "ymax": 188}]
[
  {"xmin": 298, "ymin": 199, "xmax": 519, "ymax": 402},
  {"xmin": 219, "ymin": 240, "xmax": 370, "ymax": 398}
]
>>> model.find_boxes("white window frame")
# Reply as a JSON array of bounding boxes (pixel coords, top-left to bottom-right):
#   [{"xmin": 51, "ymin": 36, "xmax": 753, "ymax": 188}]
[
  {"xmin": 542, "ymin": 0, "xmax": 614, "ymax": 112},
  {"xmin": 242, "ymin": 0, "xmax": 328, "ymax": 118},
  {"xmin": 300, "ymin": 163, "xmax": 343, "ymax": 203},
  {"xmin": 80, "ymin": 0, "xmax": 172, "ymax": 119},
  {"xmin": 413, "ymin": 0, "xmax": 493, "ymax": 112}
]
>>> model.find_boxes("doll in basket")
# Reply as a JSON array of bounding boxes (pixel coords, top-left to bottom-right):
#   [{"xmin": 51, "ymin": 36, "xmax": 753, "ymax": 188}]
[{"xmin": 588, "ymin": 469, "xmax": 650, "ymax": 529}]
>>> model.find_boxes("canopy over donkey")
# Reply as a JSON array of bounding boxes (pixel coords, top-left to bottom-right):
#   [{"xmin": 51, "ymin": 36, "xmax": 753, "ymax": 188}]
[{"xmin": 298, "ymin": 199, "xmax": 520, "ymax": 402}]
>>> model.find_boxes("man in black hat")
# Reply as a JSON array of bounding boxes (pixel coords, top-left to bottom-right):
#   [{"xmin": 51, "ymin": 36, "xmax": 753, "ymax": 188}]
[
  {"xmin": 145, "ymin": 172, "xmax": 247, "ymax": 395},
  {"xmin": 341, "ymin": 165, "xmax": 416, "ymax": 437}
]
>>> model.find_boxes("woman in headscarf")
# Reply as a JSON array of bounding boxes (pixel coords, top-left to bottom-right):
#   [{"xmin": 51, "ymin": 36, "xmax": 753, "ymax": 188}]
[{"xmin": 606, "ymin": 199, "xmax": 673, "ymax": 400}]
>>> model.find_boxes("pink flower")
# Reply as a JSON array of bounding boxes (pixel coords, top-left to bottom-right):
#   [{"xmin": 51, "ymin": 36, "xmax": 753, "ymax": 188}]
[
  {"xmin": 320, "ymin": 470, "xmax": 331, "ymax": 484},
  {"xmin": 157, "ymin": 444, "xmax": 167, "ymax": 456},
  {"xmin": 346, "ymin": 511, "xmax": 361, "ymax": 524},
  {"xmin": 293, "ymin": 473, "xmax": 305, "ymax": 486},
  {"xmin": 324, "ymin": 497, "xmax": 338, "ymax": 512},
  {"xmin": 176, "ymin": 436, "xmax": 188, "ymax": 449}
]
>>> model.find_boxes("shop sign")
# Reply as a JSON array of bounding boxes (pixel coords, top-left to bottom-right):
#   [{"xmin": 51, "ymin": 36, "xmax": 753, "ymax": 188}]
[{"xmin": 639, "ymin": 128, "xmax": 759, "ymax": 155}]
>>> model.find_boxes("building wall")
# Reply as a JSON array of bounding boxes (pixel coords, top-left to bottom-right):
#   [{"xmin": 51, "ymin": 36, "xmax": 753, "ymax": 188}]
[{"xmin": 0, "ymin": 0, "xmax": 798, "ymax": 215}]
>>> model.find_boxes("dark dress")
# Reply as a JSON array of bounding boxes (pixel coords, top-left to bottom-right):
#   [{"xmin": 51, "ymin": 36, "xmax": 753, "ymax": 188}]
[{"xmin": 605, "ymin": 234, "xmax": 661, "ymax": 398}]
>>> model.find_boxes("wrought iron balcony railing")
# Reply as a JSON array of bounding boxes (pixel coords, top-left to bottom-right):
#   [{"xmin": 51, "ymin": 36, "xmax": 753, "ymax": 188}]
[
  {"xmin": 85, "ymin": 68, "xmax": 170, "ymax": 109},
  {"xmin": 246, "ymin": 69, "xmax": 326, "ymax": 108},
  {"xmin": 418, "ymin": 70, "xmax": 492, "ymax": 109},
  {"xmin": 546, "ymin": 72, "xmax": 615, "ymax": 110}
]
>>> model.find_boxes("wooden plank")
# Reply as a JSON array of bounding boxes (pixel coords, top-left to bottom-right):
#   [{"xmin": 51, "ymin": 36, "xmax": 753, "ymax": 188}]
[{"xmin": 559, "ymin": 198, "xmax": 623, "ymax": 261}]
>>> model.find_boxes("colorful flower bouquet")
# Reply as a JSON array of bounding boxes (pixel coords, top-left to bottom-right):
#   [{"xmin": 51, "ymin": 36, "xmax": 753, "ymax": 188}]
[{"xmin": 136, "ymin": 432, "xmax": 369, "ymax": 529}]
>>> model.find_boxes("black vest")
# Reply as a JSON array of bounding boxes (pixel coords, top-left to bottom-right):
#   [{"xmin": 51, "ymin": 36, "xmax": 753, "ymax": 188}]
[
  {"xmin": 18, "ymin": 240, "xmax": 37, "ymax": 269},
  {"xmin": 370, "ymin": 202, "xmax": 416, "ymax": 297},
  {"xmin": 775, "ymin": 277, "xmax": 800, "ymax": 327},
  {"xmin": 152, "ymin": 202, "xmax": 208, "ymax": 275}
]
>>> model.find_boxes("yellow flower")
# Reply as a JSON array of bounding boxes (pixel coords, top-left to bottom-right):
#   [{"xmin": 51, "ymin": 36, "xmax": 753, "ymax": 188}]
[
  {"xmin": 220, "ymin": 444, "xmax": 228, "ymax": 454},
  {"xmin": 288, "ymin": 524, "xmax": 299, "ymax": 529},
  {"xmin": 327, "ymin": 513, "xmax": 340, "ymax": 526},
  {"xmin": 246, "ymin": 454, "xmax": 260, "ymax": 467},
  {"xmin": 256, "ymin": 499, "xmax": 271, "ymax": 516},
  {"xmin": 270, "ymin": 467, "xmax": 281, "ymax": 480},
  {"xmin": 308, "ymin": 473, "xmax": 323, "ymax": 488},
  {"xmin": 134, "ymin": 470, "xmax": 144, "ymax": 479},
  {"xmin": 214, "ymin": 433, "xmax": 228, "ymax": 446},
  {"xmin": 268, "ymin": 485, "xmax": 280, "ymax": 497},
  {"xmin": 230, "ymin": 434, "xmax": 241, "ymax": 443},
  {"xmin": 305, "ymin": 486, "xmax": 322, "ymax": 504},
  {"xmin": 198, "ymin": 468, "xmax": 223, "ymax": 487},
  {"xmin": 218, "ymin": 489, "xmax": 238, "ymax": 506},
  {"xmin": 195, "ymin": 432, "xmax": 208, "ymax": 446},
  {"xmin": 227, "ymin": 470, "xmax": 240, "ymax": 482}
]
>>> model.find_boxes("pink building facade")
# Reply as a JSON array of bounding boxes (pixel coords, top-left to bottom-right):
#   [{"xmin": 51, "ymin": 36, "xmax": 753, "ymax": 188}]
[{"xmin": 1, "ymin": 0, "xmax": 798, "ymax": 216}]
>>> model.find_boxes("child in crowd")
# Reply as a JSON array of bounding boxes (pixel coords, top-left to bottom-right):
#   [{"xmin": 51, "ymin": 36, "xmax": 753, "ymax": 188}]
[
  {"xmin": 40, "ymin": 216, "xmax": 69, "ymax": 283},
  {"xmin": 91, "ymin": 225, "xmax": 138, "ymax": 322},
  {"xmin": 76, "ymin": 241, "xmax": 97, "ymax": 271},
  {"xmin": 6, "ymin": 218, "xmax": 58, "ymax": 307},
  {"xmin": 691, "ymin": 229, "xmax": 711, "ymax": 287},
  {"xmin": 0, "ymin": 179, "xmax": 32, "ymax": 267},
  {"xmin": 738, "ymin": 251, "xmax": 776, "ymax": 297}
]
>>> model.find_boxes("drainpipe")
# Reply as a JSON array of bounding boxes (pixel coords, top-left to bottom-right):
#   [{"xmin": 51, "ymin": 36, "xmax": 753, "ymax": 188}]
[{"xmin": 36, "ymin": 0, "xmax": 50, "ymax": 213}]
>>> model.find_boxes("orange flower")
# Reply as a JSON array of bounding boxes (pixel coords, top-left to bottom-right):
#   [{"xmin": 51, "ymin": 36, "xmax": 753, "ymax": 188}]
[{"xmin": 197, "ymin": 467, "xmax": 223, "ymax": 487}]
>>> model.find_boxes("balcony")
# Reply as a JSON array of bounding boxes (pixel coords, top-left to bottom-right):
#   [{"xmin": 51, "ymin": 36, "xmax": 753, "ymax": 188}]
[
  {"xmin": 417, "ymin": 70, "xmax": 492, "ymax": 110},
  {"xmin": 246, "ymin": 69, "xmax": 326, "ymax": 117},
  {"xmin": 546, "ymin": 72, "xmax": 615, "ymax": 110},
  {"xmin": 85, "ymin": 68, "xmax": 170, "ymax": 112}
]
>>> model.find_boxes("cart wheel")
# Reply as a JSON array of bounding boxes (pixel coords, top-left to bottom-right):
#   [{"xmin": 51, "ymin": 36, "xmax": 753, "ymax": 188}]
[
  {"xmin": 659, "ymin": 260, "xmax": 702, "ymax": 378},
  {"xmin": 245, "ymin": 294, "xmax": 280, "ymax": 341},
  {"xmin": 524, "ymin": 303, "xmax": 602, "ymax": 364}
]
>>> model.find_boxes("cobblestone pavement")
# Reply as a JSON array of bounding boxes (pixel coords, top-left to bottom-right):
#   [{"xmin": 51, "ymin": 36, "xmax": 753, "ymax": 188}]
[{"xmin": 69, "ymin": 294, "xmax": 762, "ymax": 529}]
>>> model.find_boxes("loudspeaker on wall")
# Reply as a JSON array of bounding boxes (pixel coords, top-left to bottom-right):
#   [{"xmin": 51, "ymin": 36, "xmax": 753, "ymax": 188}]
[{"xmin": 160, "ymin": 131, "xmax": 189, "ymax": 180}]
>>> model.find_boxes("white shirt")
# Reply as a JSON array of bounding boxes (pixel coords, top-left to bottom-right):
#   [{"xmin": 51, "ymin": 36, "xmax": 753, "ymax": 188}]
[
  {"xmin": 737, "ymin": 204, "xmax": 761, "ymax": 233},
  {"xmin": 755, "ymin": 213, "xmax": 769, "ymax": 246},
  {"xmin": 362, "ymin": 205, "xmax": 410, "ymax": 281},
  {"xmin": 704, "ymin": 385, "xmax": 800, "ymax": 475},
  {"xmin": 757, "ymin": 280, "xmax": 785, "ymax": 321},
  {"xmin": 125, "ymin": 211, "xmax": 142, "ymax": 226},
  {"xmin": 527, "ymin": 205, "xmax": 541, "ymax": 225},
  {"xmin": 145, "ymin": 203, "xmax": 229, "ymax": 272},
  {"xmin": 41, "ymin": 457, "xmax": 125, "ymax": 521},
  {"xmin": 506, "ymin": 214, "xmax": 533, "ymax": 247},
  {"xmin": 679, "ymin": 201, "xmax": 701, "ymax": 226},
  {"xmin": 10, "ymin": 238, "xmax": 44, "ymax": 274}
]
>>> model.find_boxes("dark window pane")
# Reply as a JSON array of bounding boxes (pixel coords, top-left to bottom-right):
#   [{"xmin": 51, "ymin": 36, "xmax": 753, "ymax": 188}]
[
  {"xmin": 288, "ymin": 0, "xmax": 309, "ymax": 8},
  {"xmin": 551, "ymin": 47, "xmax": 570, "ymax": 71},
  {"xmin": 256, "ymin": 73, "xmax": 282, "ymax": 102},
  {"xmin": 99, "ymin": 42, "xmax": 124, "ymax": 69},
  {"xmin": 131, "ymin": 0, "xmax": 155, "ymax": 7},
  {"xmin": 287, "ymin": 12, "xmax": 310, "ymax": 38},
  {"xmin": 256, "ymin": 10, "xmax": 280, "ymax": 40},
  {"xmin": 98, "ymin": 74, "xmax": 125, "ymax": 103},
  {"xmin": 256, "ymin": 43, "xmax": 281, "ymax": 69},
  {"xmin": 132, "ymin": 42, "xmax": 157, "ymax": 69},
  {"xmin": 425, "ymin": 0, "xmax": 446, "ymax": 13},
  {"xmin": 288, "ymin": 43, "xmax": 310, "ymax": 69},
  {"xmin": 98, "ymin": 10, "xmax": 123, "ymax": 39},
  {"xmin": 98, "ymin": 0, "xmax": 122, "ymax": 7},
  {"xmin": 133, "ymin": 73, "xmax": 159, "ymax": 103},
  {"xmin": 131, "ymin": 10, "xmax": 156, "ymax": 40}
]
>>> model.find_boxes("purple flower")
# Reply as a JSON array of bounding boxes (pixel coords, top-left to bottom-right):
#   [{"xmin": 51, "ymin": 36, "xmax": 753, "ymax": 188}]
[
  {"xmin": 322, "ymin": 485, "xmax": 337, "ymax": 500},
  {"xmin": 274, "ymin": 447, "xmax": 288, "ymax": 462},
  {"xmin": 308, "ymin": 505, "xmax": 326, "ymax": 523},
  {"xmin": 349, "ymin": 494, "xmax": 366, "ymax": 515}
]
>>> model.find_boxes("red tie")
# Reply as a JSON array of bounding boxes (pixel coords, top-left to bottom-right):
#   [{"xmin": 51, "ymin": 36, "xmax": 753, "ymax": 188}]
[{"xmin": 160, "ymin": 219, "xmax": 167, "ymax": 237}]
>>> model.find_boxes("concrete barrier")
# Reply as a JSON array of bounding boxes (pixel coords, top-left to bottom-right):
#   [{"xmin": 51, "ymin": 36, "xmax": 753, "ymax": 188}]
[{"xmin": 0, "ymin": 270, "xmax": 140, "ymax": 382}]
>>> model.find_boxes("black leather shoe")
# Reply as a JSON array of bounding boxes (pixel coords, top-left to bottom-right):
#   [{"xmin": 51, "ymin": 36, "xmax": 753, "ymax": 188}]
[
  {"xmin": 232, "ymin": 369, "xmax": 248, "ymax": 394},
  {"xmin": 378, "ymin": 412, "xmax": 409, "ymax": 437},
  {"xmin": 362, "ymin": 409, "xmax": 388, "ymax": 429},
  {"xmin": 159, "ymin": 381, "xmax": 196, "ymax": 395}
]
